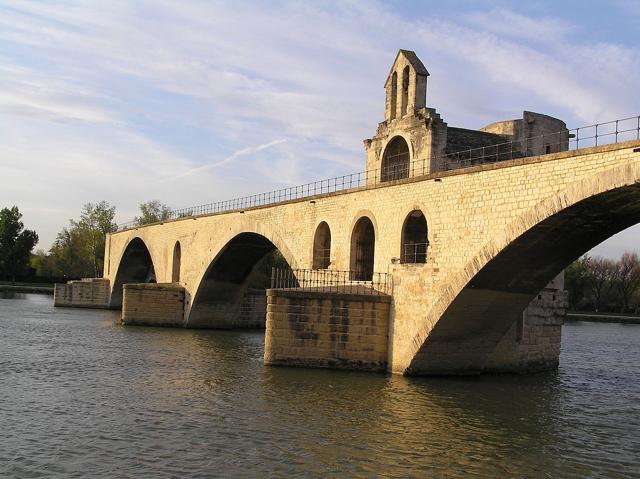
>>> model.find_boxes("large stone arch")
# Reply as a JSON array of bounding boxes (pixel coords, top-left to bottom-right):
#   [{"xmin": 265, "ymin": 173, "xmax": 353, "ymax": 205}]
[
  {"xmin": 402, "ymin": 162, "xmax": 640, "ymax": 375},
  {"xmin": 110, "ymin": 237, "xmax": 158, "ymax": 309},
  {"xmin": 185, "ymin": 222, "xmax": 297, "ymax": 329}
]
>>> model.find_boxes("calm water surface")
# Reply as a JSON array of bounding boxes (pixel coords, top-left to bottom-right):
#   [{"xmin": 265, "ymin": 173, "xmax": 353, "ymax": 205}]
[{"xmin": 1, "ymin": 294, "xmax": 639, "ymax": 478}]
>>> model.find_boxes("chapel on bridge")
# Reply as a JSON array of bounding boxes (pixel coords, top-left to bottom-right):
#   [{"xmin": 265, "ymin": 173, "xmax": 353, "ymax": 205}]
[{"xmin": 364, "ymin": 49, "xmax": 568, "ymax": 180}]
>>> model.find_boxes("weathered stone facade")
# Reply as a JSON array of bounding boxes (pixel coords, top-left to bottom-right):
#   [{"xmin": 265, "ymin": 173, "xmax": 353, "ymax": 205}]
[
  {"xmin": 121, "ymin": 283, "xmax": 185, "ymax": 327},
  {"xmin": 104, "ymin": 140, "xmax": 640, "ymax": 374},
  {"xmin": 364, "ymin": 50, "xmax": 568, "ymax": 179},
  {"xmin": 264, "ymin": 289, "xmax": 390, "ymax": 371},
  {"xmin": 53, "ymin": 278, "xmax": 110, "ymax": 308}
]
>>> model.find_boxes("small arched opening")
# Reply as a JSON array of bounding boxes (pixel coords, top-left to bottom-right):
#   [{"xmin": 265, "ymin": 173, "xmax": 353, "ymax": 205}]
[
  {"xmin": 401, "ymin": 65, "xmax": 410, "ymax": 117},
  {"xmin": 389, "ymin": 71, "xmax": 398, "ymax": 121},
  {"xmin": 401, "ymin": 210, "xmax": 428, "ymax": 263},
  {"xmin": 312, "ymin": 222, "xmax": 331, "ymax": 269},
  {"xmin": 381, "ymin": 136, "xmax": 410, "ymax": 182},
  {"xmin": 111, "ymin": 237, "xmax": 156, "ymax": 309},
  {"xmin": 172, "ymin": 241, "xmax": 181, "ymax": 283},
  {"xmin": 350, "ymin": 217, "xmax": 375, "ymax": 281}
]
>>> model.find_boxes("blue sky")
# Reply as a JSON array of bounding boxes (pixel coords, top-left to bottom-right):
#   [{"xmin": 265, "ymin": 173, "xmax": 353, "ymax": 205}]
[{"xmin": 1, "ymin": 0, "xmax": 639, "ymax": 258}]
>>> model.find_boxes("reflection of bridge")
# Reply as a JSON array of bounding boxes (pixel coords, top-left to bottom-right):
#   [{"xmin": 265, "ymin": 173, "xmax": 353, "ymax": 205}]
[{"xmin": 64, "ymin": 50, "xmax": 640, "ymax": 375}]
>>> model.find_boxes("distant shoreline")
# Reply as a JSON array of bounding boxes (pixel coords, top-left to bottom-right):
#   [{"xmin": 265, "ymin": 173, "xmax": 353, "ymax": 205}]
[
  {"xmin": 567, "ymin": 312, "xmax": 640, "ymax": 324},
  {"xmin": 0, "ymin": 284, "xmax": 54, "ymax": 296}
]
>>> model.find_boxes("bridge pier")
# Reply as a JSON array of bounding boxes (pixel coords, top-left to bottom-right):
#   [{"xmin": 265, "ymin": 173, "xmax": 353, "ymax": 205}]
[
  {"xmin": 264, "ymin": 288, "xmax": 391, "ymax": 372},
  {"xmin": 53, "ymin": 278, "xmax": 111, "ymax": 309},
  {"xmin": 121, "ymin": 283, "xmax": 185, "ymax": 327}
]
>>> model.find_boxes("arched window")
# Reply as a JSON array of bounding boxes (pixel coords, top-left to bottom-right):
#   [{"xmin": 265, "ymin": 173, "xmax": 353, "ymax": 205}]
[
  {"xmin": 401, "ymin": 65, "xmax": 409, "ymax": 117},
  {"xmin": 312, "ymin": 222, "xmax": 331, "ymax": 269},
  {"xmin": 350, "ymin": 217, "xmax": 375, "ymax": 281},
  {"xmin": 172, "ymin": 241, "xmax": 181, "ymax": 282},
  {"xmin": 381, "ymin": 136, "xmax": 410, "ymax": 182},
  {"xmin": 389, "ymin": 71, "xmax": 397, "ymax": 121},
  {"xmin": 401, "ymin": 210, "xmax": 428, "ymax": 264}
]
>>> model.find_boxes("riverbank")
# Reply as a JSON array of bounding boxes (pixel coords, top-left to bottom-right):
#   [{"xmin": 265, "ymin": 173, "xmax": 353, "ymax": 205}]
[
  {"xmin": 0, "ymin": 284, "xmax": 53, "ymax": 295},
  {"xmin": 567, "ymin": 311, "xmax": 640, "ymax": 324}
]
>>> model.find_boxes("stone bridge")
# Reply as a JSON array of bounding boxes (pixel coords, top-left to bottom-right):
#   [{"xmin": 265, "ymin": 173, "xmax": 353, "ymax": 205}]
[
  {"xmin": 104, "ymin": 139, "xmax": 640, "ymax": 375},
  {"xmin": 59, "ymin": 50, "xmax": 640, "ymax": 376}
]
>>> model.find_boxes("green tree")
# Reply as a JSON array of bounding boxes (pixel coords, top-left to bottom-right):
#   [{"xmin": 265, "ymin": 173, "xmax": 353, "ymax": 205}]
[
  {"xmin": 50, "ymin": 201, "xmax": 117, "ymax": 278},
  {"xmin": 30, "ymin": 249, "xmax": 56, "ymax": 279},
  {"xmin": 0, "ymin": 206, "xmax": 39, "ymax": 282},
  {"xmin": 73, "ymin": 201, "xmax": 117, "ymax": 277},
  {"xmin": 613, "ymin": 252, "xmax": 640, "ymax": 313},
  {"xmin": 564, "ymin": 255, "xmax": 591, "ymax": 310},
  {"xmin": 135, "ymin": 200, "xmax": 172, "ymax": 225},
  {"xmin": 50, "ymin": 226, "xmax": 91, "ymax": 278},
  {"xmin": 586, "ymin": 256, "xmax": 616, "ymax": 312}
]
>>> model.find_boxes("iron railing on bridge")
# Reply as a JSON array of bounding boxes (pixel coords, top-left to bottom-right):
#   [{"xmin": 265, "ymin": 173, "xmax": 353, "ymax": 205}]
[
  {"xmin": 270, "ymin": 268, "xmax": 390, "ymax": 296},
  {"xmin": 118, "ymin": 115, "xmax": 640, "ymax": 230}
]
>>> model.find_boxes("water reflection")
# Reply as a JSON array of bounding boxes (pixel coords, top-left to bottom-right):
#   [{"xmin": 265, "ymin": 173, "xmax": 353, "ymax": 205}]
[{"xmin": 0, "ymin": 295, "xmax": 638, "ymax": 478}]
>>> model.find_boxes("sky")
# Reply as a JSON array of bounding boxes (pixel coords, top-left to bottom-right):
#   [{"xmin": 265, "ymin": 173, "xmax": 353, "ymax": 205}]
[{"xmin": 1, "ymin": 0, "xmax": 639, "ymax": 258}]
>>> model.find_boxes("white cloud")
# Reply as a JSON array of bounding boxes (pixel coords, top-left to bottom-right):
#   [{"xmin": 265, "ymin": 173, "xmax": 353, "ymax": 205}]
[{"xmin": 0, "ymin": 0, "xmax": 638, "ymax": 255}]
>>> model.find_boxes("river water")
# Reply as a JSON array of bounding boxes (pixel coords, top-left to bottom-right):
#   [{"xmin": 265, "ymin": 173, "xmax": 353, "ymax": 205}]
[{"xmin": 0, "ymin": 294, "xmax": 638, "ymax": 478}]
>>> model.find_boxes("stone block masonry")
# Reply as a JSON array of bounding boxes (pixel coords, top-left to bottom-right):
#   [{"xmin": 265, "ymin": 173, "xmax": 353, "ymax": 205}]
[
  {"xmin": 121, "ymin": 283, "xmax": 185, "ymax": 327},
  {"xmin": 54, "ymin": 278, "xmax": 110, "ymax": 308},
  {"xmin": 484, "ymin": 288, "xmax": 567, "ymax": 373},
  {"xmin": 236, "ymin": 288, "xmax": 267, "ymax": 328},
  {"xmin": 264, "ymin": 289, "xmax": 391, "ymax": 372}
]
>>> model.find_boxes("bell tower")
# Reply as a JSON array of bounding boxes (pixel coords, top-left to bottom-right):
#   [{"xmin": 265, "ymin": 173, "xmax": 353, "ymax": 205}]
[
  {"xmin": 384, "ymin": 49, "xmax": 429, "ymax": 121},
  {"xmin": 365, "ymin": 49, "xmax": 448, "ymax": 181}
]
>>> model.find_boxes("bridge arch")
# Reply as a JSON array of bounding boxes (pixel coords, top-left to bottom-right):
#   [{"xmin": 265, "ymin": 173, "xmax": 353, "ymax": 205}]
[
  {"xmin": 350, "ymin": 213, "xmax": 377, "ymax": 281},
  {"xmin": 405, "ymin": 161, "xmax": 640, "ymax": 375},
  {"xmin": 312, "ymin": 221, "xmax": 332, "ymax": 269},
  {"xmin": 381, "ymin": 135, "xmax": 411, "ymax": 182},
  {"xmin": 111, "ymin": 237, "xmax": 157, "ymax": 309},
  {"xmin": 186, "ymin": 224, "xmax": 296, "ymax": 329},
  {"xmin": 401, "ymin": 210, "xmax": 428, "ymax": 264}
]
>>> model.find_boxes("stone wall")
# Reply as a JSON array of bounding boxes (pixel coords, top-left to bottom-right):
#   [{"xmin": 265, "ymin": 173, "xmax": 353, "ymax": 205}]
[
  {"xmin": 121, "ymin": 283, "xmax": 185, "ymax": 327},
  {"xmin": 484, "ymin": 288, "xmax": 567, "ymax": 373},
  {"xmin": 54, "ymin": 278, "xmax": 110, "ymax": 308},
  {"xmin": 236, "ymin": 288, "xmax": 267, "ymax": 328},
  {"xmin": 445, "ymin": 127, "xmax": 508, "ymax": 155},
  {"xmin": 264, "ymin": 289, "xmax": 390, "ymax": 371}
]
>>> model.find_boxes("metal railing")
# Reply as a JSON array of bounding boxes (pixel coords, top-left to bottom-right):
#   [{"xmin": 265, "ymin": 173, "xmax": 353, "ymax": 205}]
[
  {"xmin": 270, "ymin": 268, "xmax": 390, "ymax": 296},
  {"xmin": 118, "ymin": 115, "xmax": 640, "ymax": 230}
]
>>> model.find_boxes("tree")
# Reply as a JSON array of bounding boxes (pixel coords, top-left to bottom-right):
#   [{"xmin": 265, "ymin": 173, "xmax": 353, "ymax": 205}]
[
  {"xmin": 49, "ymin": 201, "xmax": 117, "ymax": 278},
  {"xmin": 613, "ymin": 252, "xmax": 640, "ymax": 313},
  {"xmin": 0, "ymin": 206, "xmax": 39, "ymax": 282},
  {"xmin": 586, "ymin": 256, "xmax": 616, "ymax": 312},
  {"xmin": 135, "ymin": 200, "xmax": 172, "ymax": 226},
  {"xmin": 73, "ymin": 202, "xmax": 117, "ymax": 277},
  {"xmin": 564, "ymin": 255, "xmax": 591, "ymax": 310},
  {"xmin": 30, "ymin": 249, "xmax": 56, "ymax": 279}
]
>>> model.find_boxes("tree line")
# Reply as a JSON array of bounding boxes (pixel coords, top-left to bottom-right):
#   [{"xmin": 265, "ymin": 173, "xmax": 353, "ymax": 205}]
[
  {"xmin": 565, "ymin": 252, "xmax": 640, "ymax": 314},
  {"xmin": 1, "ymin": 200, "xmax": 172, "ymax": 283}
]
